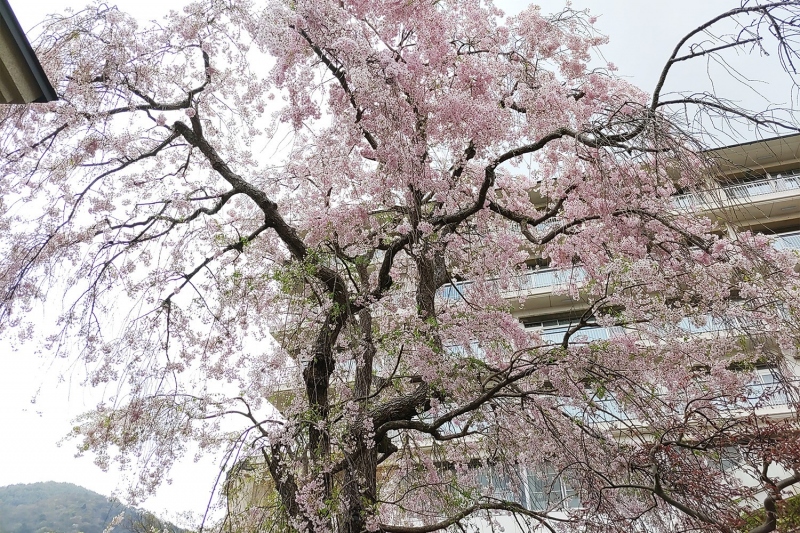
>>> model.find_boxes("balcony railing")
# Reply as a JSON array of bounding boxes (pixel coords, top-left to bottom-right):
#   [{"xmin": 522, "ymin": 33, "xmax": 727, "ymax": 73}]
[
  {"xmin": 566, "ymin": 376, "xmax": 796, "ymax": 425},
  {"xmin": 439, "ymin": 229, "xmax": 798, "ymax": 303},
  {"xmin": 520, "ymin": 267, "xmax": 585, "ymax": 291},
  {"xmin": 674, "ymin": 169, "xmax": 800, "ymax": 209},
  {"xmin": 438, "ymin": 267, "xmax": 585, "ymax": 300},
  {"xmin": 539, "ymin": 325, "xmax": 624, "ymax": 345},
  {"xmin": 773, "ymin": 230, "xmax": 800, "ymax": 250},
  {"xmin": 726, "ymin": 173, "xmax": 800, "ymax": 200}
]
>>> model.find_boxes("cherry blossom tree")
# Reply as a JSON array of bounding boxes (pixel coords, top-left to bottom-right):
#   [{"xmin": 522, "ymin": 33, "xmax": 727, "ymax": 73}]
[{"xmin": 4, "ymin": 1, "xmax": 800, "ymax": 532}]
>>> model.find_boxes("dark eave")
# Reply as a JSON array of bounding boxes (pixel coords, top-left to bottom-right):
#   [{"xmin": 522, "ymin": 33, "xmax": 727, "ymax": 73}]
[
  {"xmin": 0, "ymin": 0, "xmax": 56, "ymax": 104},
  {"xmin": 706, "ymin": 133, "xmax": 800, "ymax": 179}
]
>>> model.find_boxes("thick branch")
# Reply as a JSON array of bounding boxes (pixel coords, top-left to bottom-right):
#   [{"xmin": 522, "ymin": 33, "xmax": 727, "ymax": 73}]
[
  {"xmin": 651, "ymin": 3, "xmax": 799, "ymax": 110},
  {"xmin": 294, "ymin": 27, "xmax": 379, "ymax": 150},
  {"xmin": 748, "ymin": 472, "xmax": 800, "ymax": 533},
  {"xmin": 379, "ymin": 501, "xmax": 558, "ymax": 533},
  {"xmin": 173, "ymin": 120, "xmax": 310, "ymax": 261}
]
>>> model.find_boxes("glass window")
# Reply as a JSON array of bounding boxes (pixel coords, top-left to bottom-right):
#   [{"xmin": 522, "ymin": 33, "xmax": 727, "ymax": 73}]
[
  {"xmin": 717, "ymin": 446, "xmax": 741, "ymax": 473},
  {"xmin": 746, "ymin": 368, "xmax": 788, "ymax": 407},
  {"xmin": 476, "ymin": 465, "xmax": 525, "ymax": 505},
  {"xmin": 526, "ymin": 464, "xmax": 580, "ymax": 511}
]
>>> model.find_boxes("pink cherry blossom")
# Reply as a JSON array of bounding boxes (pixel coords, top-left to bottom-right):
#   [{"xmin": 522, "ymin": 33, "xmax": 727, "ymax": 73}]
[{"xmin": 2, "ymin": 1, "xmax": 800, "ymax": 533}]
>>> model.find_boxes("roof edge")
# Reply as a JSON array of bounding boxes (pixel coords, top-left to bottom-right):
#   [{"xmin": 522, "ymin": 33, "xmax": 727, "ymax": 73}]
[
  {"xmin": 0, "ymin": 0, "xmax": 56, "ymax": 103},
  {"xmin": 703, "ymin": 132, "xmax": 800, "ymax": 154}
]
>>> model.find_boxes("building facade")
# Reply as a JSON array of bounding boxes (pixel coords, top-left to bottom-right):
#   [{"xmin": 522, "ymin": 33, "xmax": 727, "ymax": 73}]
[
  {"xmin": 464, "ymin": 134, "xmax": 800, "ymax": 530},
  {"xmin": 230, "ymin": 134, "xmax": 800, "ymax": 533}
]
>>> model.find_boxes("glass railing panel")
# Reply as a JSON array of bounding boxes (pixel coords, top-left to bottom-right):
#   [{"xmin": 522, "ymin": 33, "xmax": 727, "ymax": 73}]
[
  {"xmin": 774, "ymin": 231, "xmax": 800, "ymax": 250},
  {"xmin": 673, "ymin": 170, "xmax": 800, "ymax": 208},
  {"xmin": 564, "ymin": 392, "xmax": 629, "ymax": 424},
  {"xmin": 726, "ymin": 180, "xmax": 773, "ymax": 199},
  {"xmin": 438, "ymin": 283, "xmax": 466, "ymax": 300},
  {"xmin": 677, "ymin": 316, "xmax": 739, "ymax": 333},
  {"xmin": 521, "ymin": 267, "xmax": 585, "ymax": 291},
  {"xmin": 538, "ymin": 326, "xmax": 623, "ymax": 345},
  {"xmin": 673, "ymin": 193, "xmax": 702, "ymax": 209},
  {"xmin": 438, "ymin": 267, "xmax": 586, "ymax": 300}
]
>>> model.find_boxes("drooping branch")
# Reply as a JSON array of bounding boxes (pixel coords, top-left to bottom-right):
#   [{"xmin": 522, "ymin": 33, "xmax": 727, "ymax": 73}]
[
  {"xmin": 651, "ymin": 469, "xmax": 734, "ymax": 533},
  {"xmin": 651, "ymin": 2, "xmax": 800, "ymax": 112},
  {"xmin": 101, "ymin": 189, "xmax": 239, "ymax": 245},
  {"xmin": 294, "ymin": 27, "xmax": 379, "ymax": 150},
  {"xmin": 164, "ymin": 222, "xmax": 271, "ymax": 299},
  {"xmin": 656, "ymin": 96, "xmax": 800, "ymax": 132},
  {"xmin": 0, "ymin": 129, "xmax": 182, "ymax": 323}
]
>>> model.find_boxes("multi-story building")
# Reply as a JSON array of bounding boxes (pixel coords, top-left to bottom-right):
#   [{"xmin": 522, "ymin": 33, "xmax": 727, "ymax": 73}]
[
  {"xmin": 229, "ymin": 134, "xmax": 800, "ymax": 532},
  {"xmin": 516, "ymin": 133, "xmax": 800, "ymax": 329},
  {"xmin": 466, "ymin": 133, "xmax": 800, "ymax": 529}
]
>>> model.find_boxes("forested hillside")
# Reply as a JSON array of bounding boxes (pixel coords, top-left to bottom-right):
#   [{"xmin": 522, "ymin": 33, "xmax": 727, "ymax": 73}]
[{"xmin": 0, "ymin": 483, "xmax": 185, "ymax": 533}]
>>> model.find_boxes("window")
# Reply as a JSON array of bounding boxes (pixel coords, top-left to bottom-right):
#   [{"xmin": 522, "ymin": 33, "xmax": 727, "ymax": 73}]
[
  {"xmin": 476, "ymin": 465, "xmax": 525, "ymax": 505},
  {"xmin": 474, "ymin": 463, "xmax": 581, "ymax": 511},
  {"xmin": 717, "ymin": 446, "xmax": 741, "ymax": 473},
  {"xmin": 526, "ymin": 464, "xmax": 580, "ymax": 511},
  {"xmin": 523, "ymin": 317, "xmax": 621, "ymax": 345},
  {"xmin": 745, "ymin": 367, "xmax": 788, "ymax": 407}
]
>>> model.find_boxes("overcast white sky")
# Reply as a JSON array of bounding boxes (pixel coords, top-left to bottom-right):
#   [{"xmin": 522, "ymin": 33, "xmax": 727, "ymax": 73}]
[{"xmin": 0, "ymin": 0, "xmax": 773, "ymax": 527}]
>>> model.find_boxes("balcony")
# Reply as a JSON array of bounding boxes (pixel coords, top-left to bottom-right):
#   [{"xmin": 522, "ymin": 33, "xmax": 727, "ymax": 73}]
[
  {"xmin": 437, "ymin": 228, "xmax": 799, "ymax": 314},
  {"xmin": 439, "ymin": 267, "xmax": 585, "ymax": 302},
  {"xmin": 441, "ymin": 228, "xmax": 800, "ymax": 305},
  {"xmin": 674, "ymin": 169, "xmax": 800, "ymax": 207},
  {"xmin": 673, "ymin": 169, "xmax": 800, "ymax": 226},
  {"xmin": 519, "ymin": 267, "xmax": 586, "ymax": 291},
  {"xmin": 565, "ymin": 370, "xmax": 796, "ymax": 426},
  {"xmin": 538, "ymin": 325, "xmax": 624, "ymax": 345}
]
